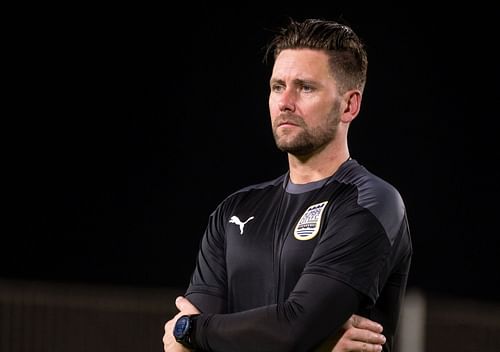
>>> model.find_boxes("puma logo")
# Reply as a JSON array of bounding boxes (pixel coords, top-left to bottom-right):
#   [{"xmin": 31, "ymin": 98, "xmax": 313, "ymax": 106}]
[{"xmin": 229, "ymin": 216, "xmax": 255, "ymax": 235}]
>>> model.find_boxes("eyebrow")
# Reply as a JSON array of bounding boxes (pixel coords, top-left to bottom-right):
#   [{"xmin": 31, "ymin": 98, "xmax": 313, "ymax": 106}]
[{"xmin": 270, "ymin": 78, "xmax": 318, "ymax": 86}]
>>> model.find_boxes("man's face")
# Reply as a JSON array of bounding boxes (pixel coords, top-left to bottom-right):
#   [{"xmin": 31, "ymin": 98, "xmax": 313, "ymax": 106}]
[{"xmin": 269, "ymin": 49, "xmax": 343, "ymax": 157}]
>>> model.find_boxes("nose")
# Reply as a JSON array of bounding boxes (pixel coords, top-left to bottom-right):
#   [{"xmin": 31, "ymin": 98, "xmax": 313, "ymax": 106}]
[{"xmin": 278, "ymin": 89, "xmax": 296, "ymax": 112}]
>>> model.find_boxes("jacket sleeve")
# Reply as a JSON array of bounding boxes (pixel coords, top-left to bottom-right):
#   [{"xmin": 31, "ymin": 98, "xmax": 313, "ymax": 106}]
[
  {"xmin": 184, "ymin": 204, "xmax": 229, "ymax": 314},
  {"xmin": 193, "ymin": 274, "xmax": 362, "ymax": 352}
]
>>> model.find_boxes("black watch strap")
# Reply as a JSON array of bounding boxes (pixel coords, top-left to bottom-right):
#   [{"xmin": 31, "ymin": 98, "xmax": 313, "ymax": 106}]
[{"xmin": 173, "ymin": 314, "xmax": 200, "ymax": 349}]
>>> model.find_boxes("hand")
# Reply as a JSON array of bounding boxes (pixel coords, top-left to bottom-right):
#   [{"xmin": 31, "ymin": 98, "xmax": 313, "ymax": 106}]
[
  {"xmin": 163, "ymin": 297, "xmax": 201, "ymax": 352},
  {"xmin": 314, "ymin": 314, "xmax": 385, "ymax": 352},
  {"xmin": 331, "ymin": 314, "xmax": 386, "ymax": 352}
]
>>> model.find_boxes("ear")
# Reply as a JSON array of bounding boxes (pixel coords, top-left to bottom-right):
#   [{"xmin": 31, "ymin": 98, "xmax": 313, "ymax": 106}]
[{"xmin": 340, "ymin": 90, "xmax": 362, "ymax": 123}]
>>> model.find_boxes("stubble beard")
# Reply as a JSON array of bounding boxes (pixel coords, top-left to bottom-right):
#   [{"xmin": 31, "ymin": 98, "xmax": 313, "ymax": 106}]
[{"xmin": 272, "ymin": 104, "xmax": 342, "ymax": 157}]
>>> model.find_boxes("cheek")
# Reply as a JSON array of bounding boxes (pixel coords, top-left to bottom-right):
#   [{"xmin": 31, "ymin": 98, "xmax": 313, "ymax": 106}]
[{"xmin": 268, "ymin": 96, "xmax": 279, "ymax": 115}]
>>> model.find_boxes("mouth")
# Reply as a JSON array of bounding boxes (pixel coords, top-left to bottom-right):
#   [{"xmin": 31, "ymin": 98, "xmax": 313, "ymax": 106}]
[
  {"xmin": 277, "ymin": 120, "xmax": 297, "ymax": 128},
  {"xmin": 275, "ymin": 115, "xmax": 302, "ymax": 128}
]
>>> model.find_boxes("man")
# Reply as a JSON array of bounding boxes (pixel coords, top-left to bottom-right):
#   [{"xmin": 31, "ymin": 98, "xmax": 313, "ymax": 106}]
[{"xmin": 164, "ymin": 18, "xmax": 412, "ymax": 352}]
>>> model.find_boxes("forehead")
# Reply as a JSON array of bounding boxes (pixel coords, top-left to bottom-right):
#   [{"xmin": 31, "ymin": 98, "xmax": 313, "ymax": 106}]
[{"xmin": 272, "ymin": 49, "xmax": 332, "ymax": 80}]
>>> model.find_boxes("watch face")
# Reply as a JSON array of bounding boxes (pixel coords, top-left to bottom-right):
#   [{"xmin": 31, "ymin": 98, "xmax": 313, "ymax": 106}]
[{"xmin": 173, "ymin": 316, "xmax": 190, "ymax": 338}]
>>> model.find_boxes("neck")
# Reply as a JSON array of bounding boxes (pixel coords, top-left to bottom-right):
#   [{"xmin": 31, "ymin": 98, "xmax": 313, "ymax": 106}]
[{"xmin": 288, "ymin": 142, "xmax": 350, "ymax": 184}]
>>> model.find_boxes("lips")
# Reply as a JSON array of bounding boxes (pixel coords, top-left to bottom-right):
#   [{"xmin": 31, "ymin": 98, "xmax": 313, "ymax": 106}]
[
  {"xmin": 275, "ymin": 114, "xmax": 302, "ymax": 128},
  {"xmin": 277, "ymin": 120, "xmax": 297, "ymax": 127}
]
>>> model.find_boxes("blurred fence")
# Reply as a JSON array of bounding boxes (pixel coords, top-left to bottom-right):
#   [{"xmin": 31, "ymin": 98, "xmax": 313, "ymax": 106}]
[
  {"xmin": 1, "ymin": 279, "xmax": 499, "ymax": 351},
  {"xmin": 0, "ymin": 279, "xmax": 183, "ymax": 352}
]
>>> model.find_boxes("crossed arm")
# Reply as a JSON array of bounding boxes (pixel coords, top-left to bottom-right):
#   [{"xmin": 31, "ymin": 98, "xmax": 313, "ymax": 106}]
[{"xmin": 163, "ymin": 295, "xmax": 386, "ymax": 352}]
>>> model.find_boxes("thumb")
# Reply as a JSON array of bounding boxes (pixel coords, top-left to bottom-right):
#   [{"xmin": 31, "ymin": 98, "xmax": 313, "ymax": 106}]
[
  {"xmin": 175, "ymin": 296, "xmax": 186, "ymax": 310},
  {"xmin": 175, "ymin": 296, "xmax": 200, "ymax": 314}
]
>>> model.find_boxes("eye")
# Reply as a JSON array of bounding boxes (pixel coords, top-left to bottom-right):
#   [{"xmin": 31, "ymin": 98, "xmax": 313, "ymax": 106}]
[
  {"xmin": 271, "ymin": 84, "xmax": 285, "ymax": 93},
  {"xmin": 301, "ymin": 85, "xmax": 314, "ymax": 93}
]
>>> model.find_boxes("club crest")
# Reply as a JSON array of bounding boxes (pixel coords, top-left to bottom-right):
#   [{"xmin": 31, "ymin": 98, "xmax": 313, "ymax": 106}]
[{"xmin": 294, "ymin": 201, "xmax": 328, "ymax": 241}]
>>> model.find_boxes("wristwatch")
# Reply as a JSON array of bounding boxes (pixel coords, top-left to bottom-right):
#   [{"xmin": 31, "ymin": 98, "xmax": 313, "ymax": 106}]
[{"xmin": 173, "ymin": 314, "xmax": 200, "ymax": 349}]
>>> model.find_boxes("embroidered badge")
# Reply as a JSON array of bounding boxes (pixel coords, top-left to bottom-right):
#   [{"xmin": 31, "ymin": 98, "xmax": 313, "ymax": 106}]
[{"xmin": 294, "ymin": 201, "xmax": 328, "ymax": 240}]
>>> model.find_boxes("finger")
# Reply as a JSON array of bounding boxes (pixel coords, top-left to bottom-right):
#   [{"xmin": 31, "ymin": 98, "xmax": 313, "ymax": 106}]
[
  {"xmin": 356, "ymin": 341, "xmax": 383, "ymax": 352},
  {"xmin": 164, "ymin": 318, "xmax": 176, "ymax": 335},
  {"xmin": 350, "ymin": 314, "xmax": 383, "ymax": 333},
  {"xmin": 163, "ymin": 320, "xmax": 174, "ymax": 345},
  {"xmin": 343, "ymin": 327, "xmax": 386, "ymax": 346},
  {"xmin": 175, "ymin": 296, "xmax": 200, "ymax": 314}
]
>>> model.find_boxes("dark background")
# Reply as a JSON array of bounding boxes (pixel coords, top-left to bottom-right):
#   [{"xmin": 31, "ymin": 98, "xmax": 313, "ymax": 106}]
[{"xmin": 5, "ymin": 5, "xmax": 498, "ymax": 302}]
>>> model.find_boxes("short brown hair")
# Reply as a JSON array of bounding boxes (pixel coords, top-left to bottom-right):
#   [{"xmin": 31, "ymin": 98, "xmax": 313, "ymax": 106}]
[{"xmin": 265, "ymin": 18, "xmax": 368, "ymax": 93}]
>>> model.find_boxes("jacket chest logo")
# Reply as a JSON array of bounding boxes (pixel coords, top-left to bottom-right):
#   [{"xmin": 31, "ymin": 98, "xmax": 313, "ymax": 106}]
[
  {"xmin": 294, "ymin": 201, "xmax": 328, "ymax": 241},
  {"xmin": 229, "ymin": 215, "xmax": 255, "ymax": 235}
]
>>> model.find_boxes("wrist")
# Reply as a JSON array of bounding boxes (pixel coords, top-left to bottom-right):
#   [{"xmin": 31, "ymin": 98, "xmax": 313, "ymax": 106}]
[{"xmin": 173, "ymin": 314, "xmax": 200, "ymax": 349}]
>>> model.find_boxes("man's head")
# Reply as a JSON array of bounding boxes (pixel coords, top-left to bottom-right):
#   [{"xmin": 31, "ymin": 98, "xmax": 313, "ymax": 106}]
[{"xmin": 266, "ymin": 18, "xmax": 368, "ymax": 158}]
